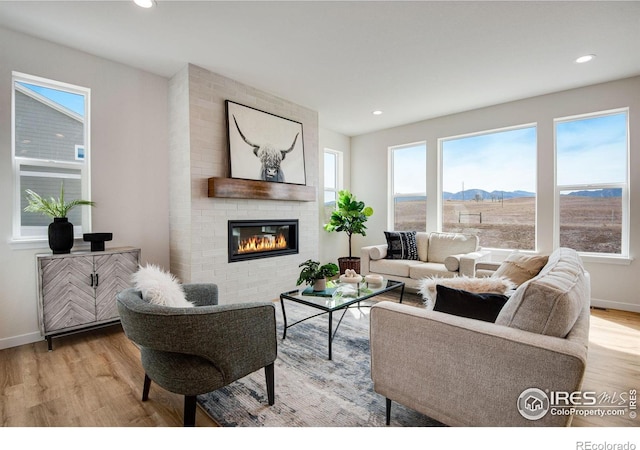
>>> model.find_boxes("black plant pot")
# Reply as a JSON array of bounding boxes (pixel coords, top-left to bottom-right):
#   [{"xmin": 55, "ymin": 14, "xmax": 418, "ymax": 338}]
[{"xmin": 48, "ymin": 217, "xmax": 74, "ymax": 254}]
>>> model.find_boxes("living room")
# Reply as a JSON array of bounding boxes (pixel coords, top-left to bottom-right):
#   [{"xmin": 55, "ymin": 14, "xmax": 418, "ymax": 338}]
[{"xmin": 0, "ymin": 0, "xmax": 639, "ymax": 444}]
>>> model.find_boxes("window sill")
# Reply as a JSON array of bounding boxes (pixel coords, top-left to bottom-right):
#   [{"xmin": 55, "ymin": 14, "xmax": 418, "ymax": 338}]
[
  {"xmin": 481, "ymin": 248, "xmax": 633, "ymax": 266},
  {"xmin": 579, "ymin": 254, "xmax": 633, "ymax": 266},
  {"xmin": 8, "ymin": 237, "xmax": 90, "ymax": 252}
]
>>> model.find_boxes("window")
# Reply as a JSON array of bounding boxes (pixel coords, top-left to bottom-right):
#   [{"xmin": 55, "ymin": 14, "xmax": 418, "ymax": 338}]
[
  {"xmin": 389, "ymin": 142, "xmax": 426, "ymax": 231},
  {"xmin": 323, "ymin": 149, "xmax": 342, "ymax": 220},
  {"xmin": 555, "ymin": 109, "xmax": 628, "ymax": 256},
  {"xmin": 441, "ymin": 125, "xmax": 537, "ymax": 250},
  {"xmin": 12, "ymin": 72, "xmax": 91, "ymax": 240}
]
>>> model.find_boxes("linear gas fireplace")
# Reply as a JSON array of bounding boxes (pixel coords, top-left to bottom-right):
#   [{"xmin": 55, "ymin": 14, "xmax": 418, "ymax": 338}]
[{"xmin": 228, "ymin": 219, "xmax": 299, "ymax": 263}]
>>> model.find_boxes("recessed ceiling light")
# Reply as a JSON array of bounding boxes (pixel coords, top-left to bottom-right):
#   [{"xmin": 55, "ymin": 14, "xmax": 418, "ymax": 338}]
[
  {"xmin": 372, "ymin": 110, "xmax": 383, "ymax": 116},
  {"xmin": 575, "ymin": 54, "xmax": 596, "ymax": 64},
  {"xmin": 134, "ymin": 0, "xmax": 155, "ymax": 8}
]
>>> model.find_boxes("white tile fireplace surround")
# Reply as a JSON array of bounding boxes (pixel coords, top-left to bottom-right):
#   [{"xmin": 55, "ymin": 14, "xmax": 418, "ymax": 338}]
[{"xmin": 168, "ymin": 64, "xmax": 319, "ymax": 305}]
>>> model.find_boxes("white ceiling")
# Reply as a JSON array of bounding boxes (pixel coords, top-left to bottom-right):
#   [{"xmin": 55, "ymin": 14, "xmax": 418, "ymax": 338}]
[{"xmin": 1, "ymin": 1, "xmax": 639, "ymax": 136}]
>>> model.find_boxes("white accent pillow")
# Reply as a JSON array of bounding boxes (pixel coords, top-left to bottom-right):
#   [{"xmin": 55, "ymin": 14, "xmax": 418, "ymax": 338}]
[
  {"xmin": 131, "ymin": 264, "xmax": 194, "ymax": 308},
  {"xmin": 444, "ymin": 255, "xmax": 460, "ymax": 271},
  {"xmin": 369, "ymin": 245, "xmax": 387, "ymax": 260}
]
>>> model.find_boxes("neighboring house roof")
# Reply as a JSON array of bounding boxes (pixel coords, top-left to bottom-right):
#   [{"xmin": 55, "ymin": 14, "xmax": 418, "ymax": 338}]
[{"xmin": 14, "ymin": 82, "xmax": 83, "ymax": 124}]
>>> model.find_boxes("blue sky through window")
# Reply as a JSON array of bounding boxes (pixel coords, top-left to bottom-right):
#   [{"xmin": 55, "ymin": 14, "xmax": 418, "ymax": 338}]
[
  {"xmin": 394, "ymin": 113, "xmax": 626, "ymax": 197},
  {"xmin": 393, "ymin": 144, "xmax": 426, "ymax": 194},
  {"xmin": 442, "ymin": 126, "xmax": 537, "ymax": 193},
  {"xmin": 17, "ymin": 82, "xmax": 85, "ymax": 117},
  {"xmin": 556, "ymin": 112, "xmax": 627, "ymax": 186}
]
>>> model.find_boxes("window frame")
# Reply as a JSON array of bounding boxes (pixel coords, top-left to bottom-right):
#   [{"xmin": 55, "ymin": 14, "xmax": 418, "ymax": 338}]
[
  {"xmin": 11, "ymin": 71, "xmax": 92, "ymax": 244},
  {"xmin": 438, "ymin": 123, "xmax": 538, "ymax": 251},
  {"xmin": 323, "ymin": 148, "xmax": 343, "ymax": 211},
  {"xmin": 388, "ymin": 141, "xmax": 427, "ymax": 231},
  {"xmin": 553, "ymin": 108, "xmax": 629, "ymax": 258}
]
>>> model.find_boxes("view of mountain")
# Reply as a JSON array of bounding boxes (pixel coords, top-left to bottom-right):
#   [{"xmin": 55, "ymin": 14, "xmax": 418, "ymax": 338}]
[
  {"xmin": 442, "ymin": 189, "xmax": 535, "ymax": 201},
  {"xmin": 394, "ymin": 188, "xmax": 621, "ymax": 202},
  {"xmin": 565, "ymin": 188, "xmax": 622, "ymax": 198}
]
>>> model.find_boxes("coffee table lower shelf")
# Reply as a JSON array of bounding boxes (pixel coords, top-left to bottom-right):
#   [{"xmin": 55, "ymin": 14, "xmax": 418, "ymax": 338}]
[{"xmin": 279, "ymin": 279, "xmax": 404, "ymax": 360}]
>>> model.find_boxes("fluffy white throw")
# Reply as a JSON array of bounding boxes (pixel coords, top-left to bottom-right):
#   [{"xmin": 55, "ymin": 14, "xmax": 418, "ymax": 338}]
[{"xmin": 131, "ymin": 263, "xmax": 194, "ymax": 308}]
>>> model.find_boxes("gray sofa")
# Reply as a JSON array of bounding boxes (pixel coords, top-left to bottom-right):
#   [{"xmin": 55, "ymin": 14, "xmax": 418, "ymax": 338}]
[
  {"xmin": 370, "ymin": 247, "xmax": 590, "ymax": 426},
  {"xmin": 361, "ymin": 231, "xmax": 491, "ymax": 290}
]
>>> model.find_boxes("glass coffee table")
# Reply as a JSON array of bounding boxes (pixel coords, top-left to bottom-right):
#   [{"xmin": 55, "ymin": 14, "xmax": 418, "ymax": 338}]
[{"xmin": 279, "ymin": 279, "xmax": 405, "ymax": 360}]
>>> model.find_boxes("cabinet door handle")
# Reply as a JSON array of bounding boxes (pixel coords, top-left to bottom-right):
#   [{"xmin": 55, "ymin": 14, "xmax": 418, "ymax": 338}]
[
  {"xmin": 95, "ymin": 273, "xmax": 99, "ymax": 287},
  {"xmin": 90, "ymin": 274, "xmax": 94, "ymax": 287}
]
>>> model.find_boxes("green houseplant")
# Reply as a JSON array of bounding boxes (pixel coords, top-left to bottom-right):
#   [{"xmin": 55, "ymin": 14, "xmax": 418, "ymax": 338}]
[
  {"xmin": 296, "ymin": 259, "xmax": 339, "ymax": 291},
  {"xmin": 323, "ymin": 190, "xmax": 373, "ymax": 274},
  {"xmin": 24, "ymin": 182, "xmax": 95, "ymax": 254}
]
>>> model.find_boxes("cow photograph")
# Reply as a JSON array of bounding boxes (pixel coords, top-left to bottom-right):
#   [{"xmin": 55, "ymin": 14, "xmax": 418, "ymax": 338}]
[{"xmin": 226, "ymin": 100, "xmax": 306, "ymax": 185}]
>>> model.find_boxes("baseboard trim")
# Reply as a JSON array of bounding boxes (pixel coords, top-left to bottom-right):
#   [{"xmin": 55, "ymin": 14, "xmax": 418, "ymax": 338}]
[
  {"xmin": 0, "ymin": 331, "xmax": 43, "ymax": 351},
  {"xmin": 590, "ymin": 297, "xmax": 640, "ymax": 314}
]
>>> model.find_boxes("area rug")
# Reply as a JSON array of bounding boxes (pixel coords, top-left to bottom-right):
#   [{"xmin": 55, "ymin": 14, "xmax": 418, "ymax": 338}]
[{"xmin": 197, "ymin": 297, "xmax": 444, "ymax": 427}]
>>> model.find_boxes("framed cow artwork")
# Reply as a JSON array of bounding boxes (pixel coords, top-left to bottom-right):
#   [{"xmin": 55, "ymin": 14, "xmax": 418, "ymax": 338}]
[{"xmin": 225, "ymin": 100, "xmax": 306, "ymax": 185}]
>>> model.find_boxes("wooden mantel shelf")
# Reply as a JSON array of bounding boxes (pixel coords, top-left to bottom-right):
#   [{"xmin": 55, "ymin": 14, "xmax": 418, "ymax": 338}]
[{"xmin": 208, "ymin": 177, "xmax": 317, "ymax": 202}]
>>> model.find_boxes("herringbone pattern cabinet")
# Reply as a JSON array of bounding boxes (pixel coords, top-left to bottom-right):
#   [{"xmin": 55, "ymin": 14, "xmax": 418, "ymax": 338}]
[{"xmin": 36, "ymin": 247, "xmax": 140, "ymax": 350}]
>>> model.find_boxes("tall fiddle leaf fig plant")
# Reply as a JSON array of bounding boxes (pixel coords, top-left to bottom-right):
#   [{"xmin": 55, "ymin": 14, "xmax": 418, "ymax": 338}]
[{"xmin": 323, "ymin": 190, "xmax": 373, "ymax": 258}]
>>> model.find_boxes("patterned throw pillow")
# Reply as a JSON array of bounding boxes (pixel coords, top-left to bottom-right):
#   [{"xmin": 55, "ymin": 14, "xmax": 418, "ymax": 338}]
[{"xmin": 384, "ymin": 231, "xmax": 419, "ymax": 260}]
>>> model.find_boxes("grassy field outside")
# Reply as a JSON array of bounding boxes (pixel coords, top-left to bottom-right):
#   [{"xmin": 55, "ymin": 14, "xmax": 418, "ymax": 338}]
[{"xmin": 394, "ymin": 196, "xmax": 621, "ymax": 253}]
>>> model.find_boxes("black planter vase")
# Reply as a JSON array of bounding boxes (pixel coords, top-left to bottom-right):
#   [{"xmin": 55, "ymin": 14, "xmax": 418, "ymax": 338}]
[{"xmin": 48, "ymin": 217, "xmax": 74, "ymax": 254}]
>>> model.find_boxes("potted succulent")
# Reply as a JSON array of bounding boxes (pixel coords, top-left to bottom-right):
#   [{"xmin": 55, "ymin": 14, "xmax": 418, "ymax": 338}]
[
  {"xmin": 323, "ymin": 189, "xmax": 373, "ymax": 274},
  {"xmin": 296, "ymin": 259, "xmax": 339, "ymax": 291},
  {"xmin": 24, "ymin": 182, "xmax": 95, "ymax": 254}
]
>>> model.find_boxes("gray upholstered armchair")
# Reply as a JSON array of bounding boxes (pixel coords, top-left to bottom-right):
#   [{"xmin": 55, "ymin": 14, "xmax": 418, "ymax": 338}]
[{"xmin": 116, "ymin": 283, "xmax": 277, "ymax": 427}]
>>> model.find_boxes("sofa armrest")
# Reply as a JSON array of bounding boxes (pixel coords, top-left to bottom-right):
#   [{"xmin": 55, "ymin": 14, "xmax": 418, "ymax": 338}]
[
  {"xmin": 476, "ymin": 261, "xmax": 501, "ymax": 271},
  {"xmin": 475, "ymin": 261, "xmax": 501, "ymax": 277},
  {"xmin": 458, "ymin": 249, "xmax": 491, "ymax": 276},
  {"xmin": 361, "ymin": 244, "xmax": 388, "ymax": 275},
  {"xmin": 370, "ymin": 301, "xmax": 588, "ymax": 426}
]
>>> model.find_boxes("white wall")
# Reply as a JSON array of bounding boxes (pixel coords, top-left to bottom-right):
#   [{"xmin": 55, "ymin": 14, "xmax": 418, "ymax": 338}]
[
  {"xmin": 0, "ymin": 27, "xmax": 170, "ymax": 349},
  {"xmin": 318, "ymin": 127, "xmax": 351, "ymax": 264},
  {"xmin": 351, "ymin": 76, "xmax": 640, "ymax": 313}
]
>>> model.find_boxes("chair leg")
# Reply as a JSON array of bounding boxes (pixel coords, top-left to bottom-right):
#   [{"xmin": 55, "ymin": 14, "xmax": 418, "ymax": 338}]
[
  {"xmin": 265, "ymin": 363, "xmax": 275, "ymax": 406},
  {"xmin": 184, "ymin": 395, "xmax": 197, "ymax": 427},
  {"xmin": 142, "ymin": 374, "xmax": 151, "ymax": 401},
  {"xmin": 386, "ymin": 398, "xmax": 392, "ymax": 425}
]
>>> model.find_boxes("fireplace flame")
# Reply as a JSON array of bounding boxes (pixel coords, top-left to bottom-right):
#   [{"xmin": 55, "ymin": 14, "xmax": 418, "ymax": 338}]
[{"xmin": 238, "ymin": 233, "xmax": 288, "ymax": 254}]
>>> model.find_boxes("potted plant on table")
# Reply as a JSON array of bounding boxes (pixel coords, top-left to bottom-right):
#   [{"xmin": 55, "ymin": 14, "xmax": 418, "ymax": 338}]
[
  {"xmin": 323, "ymin": 189, "xmax": 373, "ymax": 274},
  {"xmin": 24, "ymin": 182, "xmax": 95, "ymax": 254},
  {"xmin": 296, "ymin": 259, "xmax": 339, "ymax": 291}
]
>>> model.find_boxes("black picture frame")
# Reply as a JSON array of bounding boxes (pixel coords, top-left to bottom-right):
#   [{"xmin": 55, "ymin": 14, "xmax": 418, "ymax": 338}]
[{"xmin": 225, "ymin": 100, "xmax": 306, "ymax": 185}]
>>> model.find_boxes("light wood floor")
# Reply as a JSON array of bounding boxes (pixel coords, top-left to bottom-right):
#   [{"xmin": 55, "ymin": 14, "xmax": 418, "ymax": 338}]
[{"xmin": 1, "ymin": 296, "xmax": 638, "ymax": 427}]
